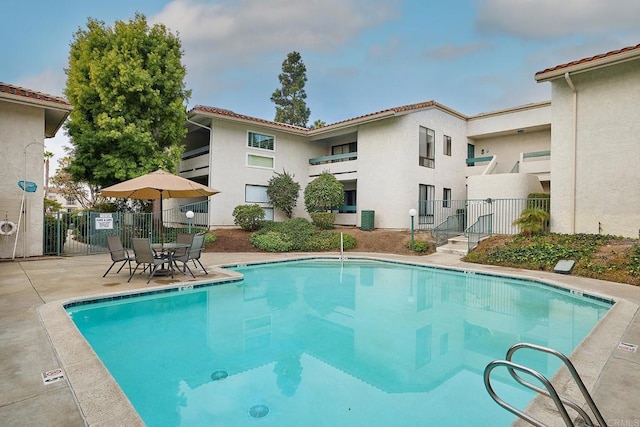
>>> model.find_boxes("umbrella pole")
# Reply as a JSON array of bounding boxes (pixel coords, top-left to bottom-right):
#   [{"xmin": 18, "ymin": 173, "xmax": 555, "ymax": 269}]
[{"xmin": 160, "ymin": 190, "xmax": 164, "ymax": 250}]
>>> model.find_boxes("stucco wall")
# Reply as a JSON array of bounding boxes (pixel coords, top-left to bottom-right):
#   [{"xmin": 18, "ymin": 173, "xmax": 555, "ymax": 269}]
[
  {"xmin": 208, "ymin": 120, "xmax": 322, "ymax": 226},
  {"xmin": 550, "ymin": 60, "xmax": 640, "ymax": 237},
  {"xmin": 469, "ymin": 129, "xmax": 550, "ymax": 174},
  {"xmin": 356, "ymin": 108, "xmax": 468, "ymax": 229},
  {"xmin": 0, "ymin": 102, "xmax": 46, "ymax": 258}
]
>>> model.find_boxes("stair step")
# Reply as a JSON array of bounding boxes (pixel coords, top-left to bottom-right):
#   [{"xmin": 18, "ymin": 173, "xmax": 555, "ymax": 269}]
[{"xmin": 436, "ymin": 243, "xmax": 468, "ymax": 256}]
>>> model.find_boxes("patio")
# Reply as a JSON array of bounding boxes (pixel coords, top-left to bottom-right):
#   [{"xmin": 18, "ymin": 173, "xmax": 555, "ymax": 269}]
[{"xmin": 1, "ymin": 251, "xmax": 639, "ymax": 425}]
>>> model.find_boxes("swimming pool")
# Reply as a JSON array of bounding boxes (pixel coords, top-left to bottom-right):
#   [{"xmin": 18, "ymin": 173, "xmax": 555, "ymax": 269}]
[{"xmin": 66, "ymin": 259, "xmax": 612, "ymax": 426}]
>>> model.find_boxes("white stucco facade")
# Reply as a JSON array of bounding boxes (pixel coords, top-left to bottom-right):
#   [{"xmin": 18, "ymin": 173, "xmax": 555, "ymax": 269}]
[
  {"xmin": 536, "ymin": 47, "xmax": 640, "ymax": 237},
  {"xmin": 0, "ymin": 84, "xmax": 71, "ymax": 258}
]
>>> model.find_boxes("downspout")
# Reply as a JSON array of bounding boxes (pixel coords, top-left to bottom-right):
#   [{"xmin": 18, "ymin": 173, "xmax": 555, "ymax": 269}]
[
  {"xmin": 564, "ymin": 72, "xmax": 577, "ymax": 233},
  {"xmin": 186, "ymin": 116, "xmax": 214, "ymax": 230}
]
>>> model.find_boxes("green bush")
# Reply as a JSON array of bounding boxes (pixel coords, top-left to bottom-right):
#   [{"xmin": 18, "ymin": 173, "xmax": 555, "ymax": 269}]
[
  {"xmin": 310, "ymin": 212, "xmax": 336, "ymax": 229},
  {"xmin": 250, "ymin": 230, "xmax": 294, "ymax": 252},
  {"xmin": 407, "ymin": 239, "xmax": 430, "ymax": 253},
  {"xmin": 233, "ymin": 204, "xmax": 265, "ymax": 231},
  {"xmin": 513, "ymin": 207, "xmax": 550, "ymax": 236},
  {"xmin": 249, "ymin": 218, "xmax": 355, "ymax": 252},
  {"xmin": 204, "ymin": 232, "xmax": 216, "ymax": 245}
]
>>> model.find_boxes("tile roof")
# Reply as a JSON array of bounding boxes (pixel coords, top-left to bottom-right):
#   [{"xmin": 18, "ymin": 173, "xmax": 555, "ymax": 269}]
[
  {"xmin": 535, "ymin": 43, "xmax": 640, "ymax": 77},
  {"xmin": 191, "ymin": 100, "xmax": 442, "ymax": 133},
  {"xmin": 0, "ymin": 82, "xmax": 70, "ymax": 106}
]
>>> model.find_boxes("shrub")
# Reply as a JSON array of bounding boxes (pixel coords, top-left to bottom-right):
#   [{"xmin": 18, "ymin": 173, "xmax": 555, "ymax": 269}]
[
  {"xmin": 513, "ymin": 207, "xmax": 550, "ymax": 236},
  {"xmin": 267, "ymin": 169, "xmax": 300, "ymax": 218},
  {"xmin": 233, "ymin": 204, "xmax": 265, "ymax": 231},
  {"xmin": 301, "ymin": 231, "xmax": 356, "ymax": 251},
  {"xmin": 407, "ymin": 239, "xmax": 430, "ymax": 253},
  {"xmin": 204, "ymin": 232, "xmax": 216, "ymax": 245},
  {"xmin": 43, "ymin": 214, "xmax": 69, "ymax": 255},
  {"xmin": 250, "ymin": 230, "xmax": 294, "ymax": 252},
  {"xmin": 310, "ymin": 212, "xmax": 336, "ymax": 229},
  {"xmin": 304, "ymin": 172, "xmax": 344, "ymax": 214}
]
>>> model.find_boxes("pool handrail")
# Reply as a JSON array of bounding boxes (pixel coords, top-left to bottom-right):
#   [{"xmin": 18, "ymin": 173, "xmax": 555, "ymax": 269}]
[{"xmin": 484, "ymin": 342, "xmax": 607, "ymax": 427}]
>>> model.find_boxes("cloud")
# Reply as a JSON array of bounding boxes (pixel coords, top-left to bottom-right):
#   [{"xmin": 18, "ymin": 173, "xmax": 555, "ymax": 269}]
[
  {"xmin": 424, "ymin": 41, "xmax": 490, "ymax": 60},
  {"xmin": 476, "ymin": 0, "xmax": 640, "ymax": 39},
  {"xmin": 17, "ymin": 69, "xmax": 67, "ymax": 98},
  {"xmin": 151, "ymin": 0, "xmax": 399, "ymax": 75}
]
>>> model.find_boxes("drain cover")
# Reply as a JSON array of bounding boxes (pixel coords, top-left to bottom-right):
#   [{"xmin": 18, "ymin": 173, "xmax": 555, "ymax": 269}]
[
  {"xmin": 249, "ymin": 404, "xmax": 269, "ymax": 418},
  {"xmin": 210, "ymin": 370, "xmax": 228, "ymax": 381}
]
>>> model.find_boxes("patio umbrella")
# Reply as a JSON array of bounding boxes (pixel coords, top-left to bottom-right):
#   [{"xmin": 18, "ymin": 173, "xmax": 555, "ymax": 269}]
[{"xmin": 100, "ymin": 169, "xmax": 219, "ymax": 243}]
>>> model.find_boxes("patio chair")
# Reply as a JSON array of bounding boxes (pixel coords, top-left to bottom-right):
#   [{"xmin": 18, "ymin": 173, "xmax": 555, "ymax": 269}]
[
  {"xmin": 177, "ymin": 233, "xmax": 208, "ymax": 275},
  {"xmin": 172, "ymin": 233, "xmax": 195, "ymax": 278},
  {"xmin": 129, "ymin": 238, "xmax": 172, "ymax": 284},
  {"xmin": 103, "ymin": 236, "xmax": 134, "ymax": 277}
]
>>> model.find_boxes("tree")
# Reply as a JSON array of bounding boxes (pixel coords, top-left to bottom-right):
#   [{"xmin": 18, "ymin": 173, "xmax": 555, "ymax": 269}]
[
  {"xmin": 271, "ymin": 51, "xmax": 311, "ymax": 127},
  {"xmin": 64, "ymin": 13, "xmax": 191, "ymax": 188},
  {"xmin": 50, "ymin": 155, "xmax": 97, "ymax": 210},
  {"xmin": 304, "ymin": 172, "xmax": 344, "ymax": 228},
  {"xmin": 513, "ymin": 207, "xmax": 550, "ymax": 236},
  {"xmin": 267, "ymin": 169, "xmax": 300, "ymax": 218},
  {"xmin": 44, "ymin": 150, "xmax": 54, "ymax": 192},
  {"xmin": 310, "ymin": 119, "xmax": 326, "ymax": 129}
]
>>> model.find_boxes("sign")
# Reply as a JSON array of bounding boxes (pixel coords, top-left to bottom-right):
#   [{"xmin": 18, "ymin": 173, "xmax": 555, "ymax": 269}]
[{"xmin": 95, "ymin": 213, "xmax": 113, "ymax": 230}]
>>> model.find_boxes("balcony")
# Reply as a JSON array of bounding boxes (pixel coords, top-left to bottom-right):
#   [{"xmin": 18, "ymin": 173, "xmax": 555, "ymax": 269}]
[
  {"xmin": 465, "ymin": 155, "xmax": 496, "ymax": 177},
  {"xmin": 180, "ymin": 146, "xmax": 209, "ymax": 179},
  {"xmin": 308, "ymin": 152, "xmax": 358, "ymax": 178},
  {"xmin": 518, "ymin": 150, "xmax": 550, "ymax": 180}
]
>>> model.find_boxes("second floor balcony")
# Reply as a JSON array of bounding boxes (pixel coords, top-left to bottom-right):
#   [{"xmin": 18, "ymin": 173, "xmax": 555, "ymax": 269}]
[{"xmin": 308, "ymin": 152, "xmax": 358, "ymax": 178}]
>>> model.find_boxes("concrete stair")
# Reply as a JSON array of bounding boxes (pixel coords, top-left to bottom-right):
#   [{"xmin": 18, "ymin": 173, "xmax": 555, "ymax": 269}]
[{"xmin": 435, "ymin": 235, "xmax": 469, "ymax": 256}]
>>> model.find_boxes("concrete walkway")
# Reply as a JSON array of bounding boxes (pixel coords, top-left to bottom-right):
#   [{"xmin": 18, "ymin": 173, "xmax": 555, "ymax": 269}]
[{"xmin": 1, "ymin": 251, "xmax": 639, "ymax": 426}]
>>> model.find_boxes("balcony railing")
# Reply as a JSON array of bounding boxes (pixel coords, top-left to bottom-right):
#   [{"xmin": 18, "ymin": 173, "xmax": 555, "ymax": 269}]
[{"xmin": 309, "ymin": 152, "xmax": 358, "ymax": 165}]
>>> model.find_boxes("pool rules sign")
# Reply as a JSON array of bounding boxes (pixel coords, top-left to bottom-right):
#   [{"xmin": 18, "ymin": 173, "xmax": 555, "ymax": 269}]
[{"xmin": 95, "ymin": 213, "xmax": 114, "ymax": 230}]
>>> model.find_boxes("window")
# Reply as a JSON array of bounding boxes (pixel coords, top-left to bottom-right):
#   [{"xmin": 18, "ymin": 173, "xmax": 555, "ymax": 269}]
[
  {"xmin": 245, "ymin": 185, "xmax": 270, "ymax": 203},
  {"xmin": 419, "ymin": 184, "xmax": 435, "ymax": 223},
  {"xmin": 66, "ymin": 197, "xmax": 76, "ymax": 205},
  {"xmin": 332, "ymin": 142, "xmax": 357, "ymax": 155},
  {"xmin": 247, "ymin": 154, "xmax": 274, "ymax": 169},
  {"xmin": 246, "ymin": 185, "xmax": 274, "ymax": 220},
  {"xmin": 419, "ymin": 126, "xmax": 435, "ymax": 168},
  {"xmin": 443, "ymin": 188, "xmax": 451, "ymax": 208},
  {"xmin": 247, "ymin": 132, "xmax": 275, "ymax": 151},
  {"xmin": 443, "ymin": 135, "xmax": 452, "ymax": 156}
]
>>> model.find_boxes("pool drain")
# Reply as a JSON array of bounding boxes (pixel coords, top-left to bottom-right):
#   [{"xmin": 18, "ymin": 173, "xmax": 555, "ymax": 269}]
[
  {"xmin": 249, "ymin": 404, "xmax": 269, "ymax": 418},
  {"xmin": 210, "ymin": 370, "xmax": 228, "ymax": 381}
]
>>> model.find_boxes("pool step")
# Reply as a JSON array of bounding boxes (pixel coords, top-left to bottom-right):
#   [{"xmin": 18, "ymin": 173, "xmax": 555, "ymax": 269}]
[{"xmin": 435, "ymin": 235, "xmax": 469, "ymax": 256}]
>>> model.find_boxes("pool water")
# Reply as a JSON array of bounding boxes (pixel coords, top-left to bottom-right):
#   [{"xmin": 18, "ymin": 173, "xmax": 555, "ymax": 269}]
[{"xmin": 67, "ymin": 259, "xmax": 611, "ymax": 426}]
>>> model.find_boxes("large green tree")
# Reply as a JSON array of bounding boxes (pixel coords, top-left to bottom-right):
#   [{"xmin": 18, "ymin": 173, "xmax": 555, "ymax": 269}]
[
  {"xmin": 64, "ymin": 13, "xmax": 191, "ymax": 188},
  {"xmin": 271, "ymin": 51, "xmax": 311, "ymax": 127}
]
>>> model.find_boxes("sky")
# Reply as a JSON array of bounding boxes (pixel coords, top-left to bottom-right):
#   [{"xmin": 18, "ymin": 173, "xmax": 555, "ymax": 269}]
[{"xmin": 3, "ymin": 0, "xmax": 640, "ymax": 169}]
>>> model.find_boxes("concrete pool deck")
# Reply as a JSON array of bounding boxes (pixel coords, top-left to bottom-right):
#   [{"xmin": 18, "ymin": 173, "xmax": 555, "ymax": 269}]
[{"xmin": 1, "ymin": 251, "xmax": 639, "ymax": 426}]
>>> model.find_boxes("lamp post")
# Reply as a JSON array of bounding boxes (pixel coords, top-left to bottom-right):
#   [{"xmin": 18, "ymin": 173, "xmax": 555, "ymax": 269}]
[
  {"xmin": 186, "ymin": 210, "xmax": 194, "ymax": 233},
  {"xmin": 409, "ymin": 208, "xmax": 417, "ymax": 251}
]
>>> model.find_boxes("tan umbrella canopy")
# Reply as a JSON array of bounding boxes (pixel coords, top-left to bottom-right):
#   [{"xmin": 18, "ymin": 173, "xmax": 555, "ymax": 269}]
[{"xmin": 100, "ymin": 169, "xmax": 219, "ymax": 242}]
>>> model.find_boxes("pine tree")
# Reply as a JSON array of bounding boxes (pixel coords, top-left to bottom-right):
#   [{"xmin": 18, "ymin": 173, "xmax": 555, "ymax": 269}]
[{"xmin": 271, "ymin": 51, "xmax": 311, "ymax": 127}]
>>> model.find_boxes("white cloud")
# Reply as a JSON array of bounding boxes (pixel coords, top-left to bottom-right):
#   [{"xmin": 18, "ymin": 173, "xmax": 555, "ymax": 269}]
[
  {"xmin": 476, "ymin": 0, "xmax": 640, "ymax": 39},
  {"xmin": 151, "ymin": 0, "xmax": 399, "ymax": 75}
]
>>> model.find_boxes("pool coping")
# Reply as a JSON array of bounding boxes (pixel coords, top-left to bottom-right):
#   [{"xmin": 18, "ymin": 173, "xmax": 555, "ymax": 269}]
[{"xmin": 37, "ymin": 254, "xmax": 640, "ymax": 426}]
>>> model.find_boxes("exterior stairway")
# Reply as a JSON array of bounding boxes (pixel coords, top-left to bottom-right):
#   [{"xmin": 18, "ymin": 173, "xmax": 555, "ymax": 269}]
[{"xmin": 435, "ymin": 234, "xmax": 469, "ymax": 256}]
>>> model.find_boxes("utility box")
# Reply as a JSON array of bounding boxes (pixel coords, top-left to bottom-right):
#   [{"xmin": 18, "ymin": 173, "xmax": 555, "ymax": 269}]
[{"xmin": 360, "ymin": 210, "xmax": 375, "ymax": 231}]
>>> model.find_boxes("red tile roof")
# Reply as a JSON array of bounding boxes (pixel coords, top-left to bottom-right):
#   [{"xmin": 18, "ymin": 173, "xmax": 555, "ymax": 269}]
[
  {"xmin": 535, "ymin": 43, "xmax": 640, "ymax": 77},
  {"xmin": 191, "ymin": 100, "xmax": 441, "ymax": 132},
  {"xmin": 0, "ymin": 82, "xmax": 70, "ymax": 106}
]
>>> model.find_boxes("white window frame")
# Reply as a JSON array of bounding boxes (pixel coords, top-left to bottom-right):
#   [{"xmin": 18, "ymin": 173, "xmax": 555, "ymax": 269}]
[
  {"xmin": 246, "ymin": 153, "xmax": 275, "ymax": 169},
  {"xmin": 245, "ymin": 185, "xmax": 270, "ymax": 203},
  {"xmin": 247, "ymin": 131, "xmax": 276, "ymax": 152},
  {"xmin": 443, "ymin": 135, "xmax": 452, "ymax": 156}
]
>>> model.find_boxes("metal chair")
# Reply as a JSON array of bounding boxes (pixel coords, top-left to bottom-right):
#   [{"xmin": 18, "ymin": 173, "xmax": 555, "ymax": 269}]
[
  {"xmin": 175, "ymin": 233, "xmax": 208, "ymax": 275},
  {"xmin": 172, "ymin": 233, "xmax": 195, "ymax": 278},
  {"xmin": 128, "ymin": 238, "xmax": 172, "ymax": 284},
  {"xmin": 103, "ymin": 236, "xmax": 134, "ymax": 277}
]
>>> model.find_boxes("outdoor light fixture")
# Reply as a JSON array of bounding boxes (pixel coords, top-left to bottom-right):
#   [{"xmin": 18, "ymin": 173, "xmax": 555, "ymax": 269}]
[
  {"xmin": 186, "ymin": 210, "xmax": 194, "ymax": 233},
  {"xmin": 409, "ymin": 208, "xmax": 417, "ymax": 251}
]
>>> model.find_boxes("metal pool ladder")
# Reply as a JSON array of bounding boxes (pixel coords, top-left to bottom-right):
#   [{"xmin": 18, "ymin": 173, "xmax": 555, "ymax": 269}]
[{"xmin": 484, "ymin": 342, "xmax": 607, "ymax": 427}]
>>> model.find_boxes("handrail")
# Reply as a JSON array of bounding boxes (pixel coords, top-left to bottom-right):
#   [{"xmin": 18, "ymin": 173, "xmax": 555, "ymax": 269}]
[
  {"xmin": 433, "ymin": 213, "xmax": 465, "ymax": 247},
  {"xmin": 484, "ymin": 360, "xmax": 575, "ymax": 427},
  {"xmin": 466, "ymin": 155, "xmax": 494, "ymax": 165},
  {"xmin": 505, "ymin": 343, "xmax": 607, "ymax": 427},
  {"xmin": 484, "ymin": 342, "xmax": 607, "ymax": 427},
  {"xmin": 466, "ymin": 213, "xmax": 492, "ymax": 251},
  {"xmin": 523, "ymin": 150, "xmax": 551, "ymax": 159},
  {"xmin": 309, "ymin": 152, "xmax": 358, "ymax": 165}
]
